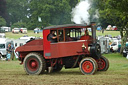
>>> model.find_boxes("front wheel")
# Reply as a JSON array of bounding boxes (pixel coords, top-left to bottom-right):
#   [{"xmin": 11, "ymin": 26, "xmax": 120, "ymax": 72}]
[
  {"xmin": 79, "ymin": 57, "xmax": 98, "ymax": 75},
  {"xmin": 97, "ymin": 56, "xmax": 109, "ymax": 71},
  {"xmin": 23, "ymin": 52, "xmax": 46, "ymax": 75}
]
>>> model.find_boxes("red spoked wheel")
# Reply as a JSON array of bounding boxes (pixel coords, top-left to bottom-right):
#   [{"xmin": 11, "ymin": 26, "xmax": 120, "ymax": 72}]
[
  {"xmin": 79, "ymin": 57, "xmax": 98, "ymax": 75},
  {"xmin": 97, "ymin": 56, "xmax": 109, "ymax": 71},
  {"xmin": 23, "ymin": 53, "xmax": 46, "ymax": 75},
  {"xmin": 27, "ymin": 58, "xmax": 39, "ymax": 71}
]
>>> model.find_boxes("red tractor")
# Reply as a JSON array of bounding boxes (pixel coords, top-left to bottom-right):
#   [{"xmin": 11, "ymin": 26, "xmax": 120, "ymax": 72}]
[{"xmin": 15, "ymin": 23, "xmax": 109, "ymax": 75}]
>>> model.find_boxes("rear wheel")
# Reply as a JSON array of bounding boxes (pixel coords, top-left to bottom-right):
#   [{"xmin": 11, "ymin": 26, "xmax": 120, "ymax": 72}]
[
  {"xmin": 97, "ymin": 56, "xmax": 109, "ymax": 71},
  {"xmin": 23, "ymin": 52, "xmax": 46, "ymax": 75},
  {"xmin": 79, "ymin": 57, "xmax": 98, "ymax": 75}
]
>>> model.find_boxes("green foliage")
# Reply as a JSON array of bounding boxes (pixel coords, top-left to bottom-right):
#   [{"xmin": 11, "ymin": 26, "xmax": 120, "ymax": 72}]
[
  {"xmin": 0, "ymin": 0, "xmax": 7, "ymax": 25},
  {"xmin": 89, "ymin": 0, "xmax": 128, "ymax": 53},
  {"xmin": 6, "ymin": 0, "xmax": 78, "ymax": 29},
  {"xmin": 0, "ymin": 16, "xmax": 6, "ymax": 27},
  {"xmin": 89, "ymin": 0, "xmax": 128, "ymax": 29},
  {"xmin": 11, "ymin": 22, "xmax": 26, "ymax": 29},
  {"xmin": 27, "ymin": 0, "xmax": 78, "ymax": 29},
  {"xmin": 6, "ymin": 0, "xmax": 29, "ymax": 24}
]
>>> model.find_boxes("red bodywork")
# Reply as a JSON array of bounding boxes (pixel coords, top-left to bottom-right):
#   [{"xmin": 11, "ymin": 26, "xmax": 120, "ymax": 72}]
[
  {"xmin": 16, "ymin": 24, "xmax": 95, "ymax": 63},
  {"xmin": 42, "ymin": 25, "xmax": 93, "ymax": 59},
  {"xmin": 15, "ymin": 23, "xmax": 109, "ymax": 75},
  {"xmin": 16, "ymin": 39, "xmax": 44, "ymax": 61},
  {"xmin": 16, "ymin": 39, "xmax": 43, "ymax": 52}
]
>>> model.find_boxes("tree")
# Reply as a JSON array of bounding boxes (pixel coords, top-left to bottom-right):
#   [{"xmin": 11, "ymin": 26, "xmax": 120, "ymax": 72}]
[
  {"xmin": 27, "ymin": 0, "xmax": 78, "ymax": 29},
  {"xmin": 6, "ymin": 0, "xmax": 29, "ymax": 25},
  {"xmin": 108, "ymin": 0, "xmax": 128, "ymax": 53},
  {"xmin": 11, "ymin": 22, "xmax": 26, "ymax": 29},
  {"xmin": 0, "ymin": 0, "xmax": 8, "ymax": 26},
  {"xmin": 0, "ymin": 16, "xmax": 6, "ymax": 27},
  {"xmin": 89, "ymin": 0, "xmax": 128, "ymax": 53},
  {"xmin": 5, "ymin": 0, "xmax": 79, "ymax": 29}
]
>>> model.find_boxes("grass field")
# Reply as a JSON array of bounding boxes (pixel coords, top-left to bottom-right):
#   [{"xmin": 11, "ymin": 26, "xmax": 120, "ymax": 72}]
[
  {"xmin": 5, "ymin": 30, "xmax": 43, "ymax": 39},
  {"xmin": 96, "ymin": 30, "xmax": 120, "ymax": 37},
  {"xmin": 5, "ymin": 30, "xmax": 120, "ymax": 39},
  {"xmin": 0, "ymin": 53, "xmax": 128, "ymax": 85}
]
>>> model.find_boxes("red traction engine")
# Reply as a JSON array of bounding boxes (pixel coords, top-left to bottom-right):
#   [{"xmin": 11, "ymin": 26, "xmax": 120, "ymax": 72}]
[{"xmin": 15, "ymin": 23, "xmax": 109, "ymax": 75}]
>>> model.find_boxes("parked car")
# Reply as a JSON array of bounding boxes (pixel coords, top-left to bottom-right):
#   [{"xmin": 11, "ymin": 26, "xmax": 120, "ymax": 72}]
[
  {"xmin": 34, "ymin": 28, "xmax": 40, "ymax": 33},
  {"xmin": 0, "ymin": 33, "xmax": 6, "ymax": 38},
  {"xmin": 0, "ymin": 27, "xmax": 5, "ymax": 33},
  {"xmin": 112, "ymin": 26, "xmax": 117, "ymax": 30},
  {"xmin": 106, "ymin": 25, "xmax": 112, "ymax": 30},
  {"xmin": 110, "ymin": 40, "xmax": 121, "ymax": 52},
  {"xmin": 97, "ymin": 26, "xmax": 102, "ymax": 31},
  {"xmin": 20, "ymin": 28, "xmax": 27, "ymax": 34},
  {"xmin": 12, "ymin": 28, "xmax": 20, "ymax": 33},
  {"xmin": 1, "ymin": 26, "xmax": 11, "ymax": 32}
]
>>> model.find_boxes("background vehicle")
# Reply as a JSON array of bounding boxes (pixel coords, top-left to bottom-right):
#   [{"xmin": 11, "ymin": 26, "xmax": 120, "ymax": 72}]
[
  {"xmin": 0, "ymin": 38, "xmax": 13, "ymax": 58},
  {"xmin": 0, "ymin": 38, "xmax": 7, "ymax": 58},
  {"xmin": 106, "ymin": 25, "xmax": 112, "ymax": 30},
  {"xmin": 0, "ymin": 27, "xmax": 5, "ymax": 33},
  {"xmin": 112, "ymin": 26, "xmax": 117, "ymax": 30},
  {"xmin": 12, "ymin": 28, "xmax": 20, "ymax": 33},
  {"xmin": 97, "ymin": 26, "xmax": 102, "ymax": 31},
  {"xmin": 0, "ymin": 33, "xmax": 6, "ymax": 38},
  {"xmin": 34, "ymin": 28, "xmax": 40, "ymax": 33},
  {"xmin": 16, "ymin": 23, "xmax": 109, "ymax": 75},
  {"xmin": 110, "ymin": 40, "xmax": 121, "ymax": 52},
  {"xmin": 0, "ymin": 26, "xmax": 11, "ymax": 32},
  {"xmin": 20, "ymin": 28, "xmax": 27, "ymax": 34}
]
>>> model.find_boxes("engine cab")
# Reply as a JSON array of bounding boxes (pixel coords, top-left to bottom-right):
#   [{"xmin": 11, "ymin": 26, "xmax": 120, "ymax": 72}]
[
  {"xmin": 15, "ymin": 23, "xmax": 109, "ymax": 75},
  {"xmin": 43, "ymin": 23, "xmax": 98, "ymax": 59}
]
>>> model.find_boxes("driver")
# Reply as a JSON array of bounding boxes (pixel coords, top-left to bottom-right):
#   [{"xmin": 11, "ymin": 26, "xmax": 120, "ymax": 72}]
[
  {"xmin": 48, "ymin": 30, "xmax": 57, "ymax": 43},
  {"xmin": 85, "ymin": 30, "xmax": 89, "ymax": 36}
]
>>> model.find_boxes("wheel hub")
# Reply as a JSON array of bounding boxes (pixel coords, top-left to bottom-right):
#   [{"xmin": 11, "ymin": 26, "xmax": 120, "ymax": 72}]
[
  {"xmin": 86, "ymin": 65, "xmax": 90, "ymax": 69},
  {"xmin": 82, "ymin": 61, "xmax": 93, "ymax": 73},
  {"xmin": 31, "ymin": 61, "xmax": 37, "ymax": 68}
]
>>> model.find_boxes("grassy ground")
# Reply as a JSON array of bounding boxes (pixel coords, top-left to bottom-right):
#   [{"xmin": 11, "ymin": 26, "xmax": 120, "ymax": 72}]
[
  {"xmin": 96, "ymin": 30, "xmax": 120, "ymax": 37},
  {"xmin": 5, "ymin": 30, "xmax": 120, "ymax": 39},
  {"xmin": 5, "ymin": 30, "xmax": 43, "ymax": 39},
  {"xmin": 0, "ymin": 53, "xmax": 128, "ymax": 85}
]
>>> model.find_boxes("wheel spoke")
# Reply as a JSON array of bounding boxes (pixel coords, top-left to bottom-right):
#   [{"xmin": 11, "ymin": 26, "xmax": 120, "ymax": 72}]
[
  {"xmin": 24, "ymin": 53, "xmax": 46, "ymax": 75},
  {"xmin": 96, "ymin": 56, "xmax": 109, "ymax": 71},
  {"xmin": 79, "ymin": 57, "xmax": 98, "ymax": 75}
]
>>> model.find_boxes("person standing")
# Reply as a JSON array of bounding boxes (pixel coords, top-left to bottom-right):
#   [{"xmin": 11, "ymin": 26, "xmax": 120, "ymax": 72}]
[
  {"xmin": 102, "ymin": 28, "xmax": 104, "ymax": 34},
  {"xmin": 11, "ymin": 43, "xmax": 14, "ymax": 60},
  {"xmin": 6, "ymin": 43, "xmax": 12, "ymax": 61}
]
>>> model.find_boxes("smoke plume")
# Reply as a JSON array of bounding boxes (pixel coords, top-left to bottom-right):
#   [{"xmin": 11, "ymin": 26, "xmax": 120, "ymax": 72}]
[{"xmin": 71, "ymin": 0, "xmax": 90, "ymax": 24}]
